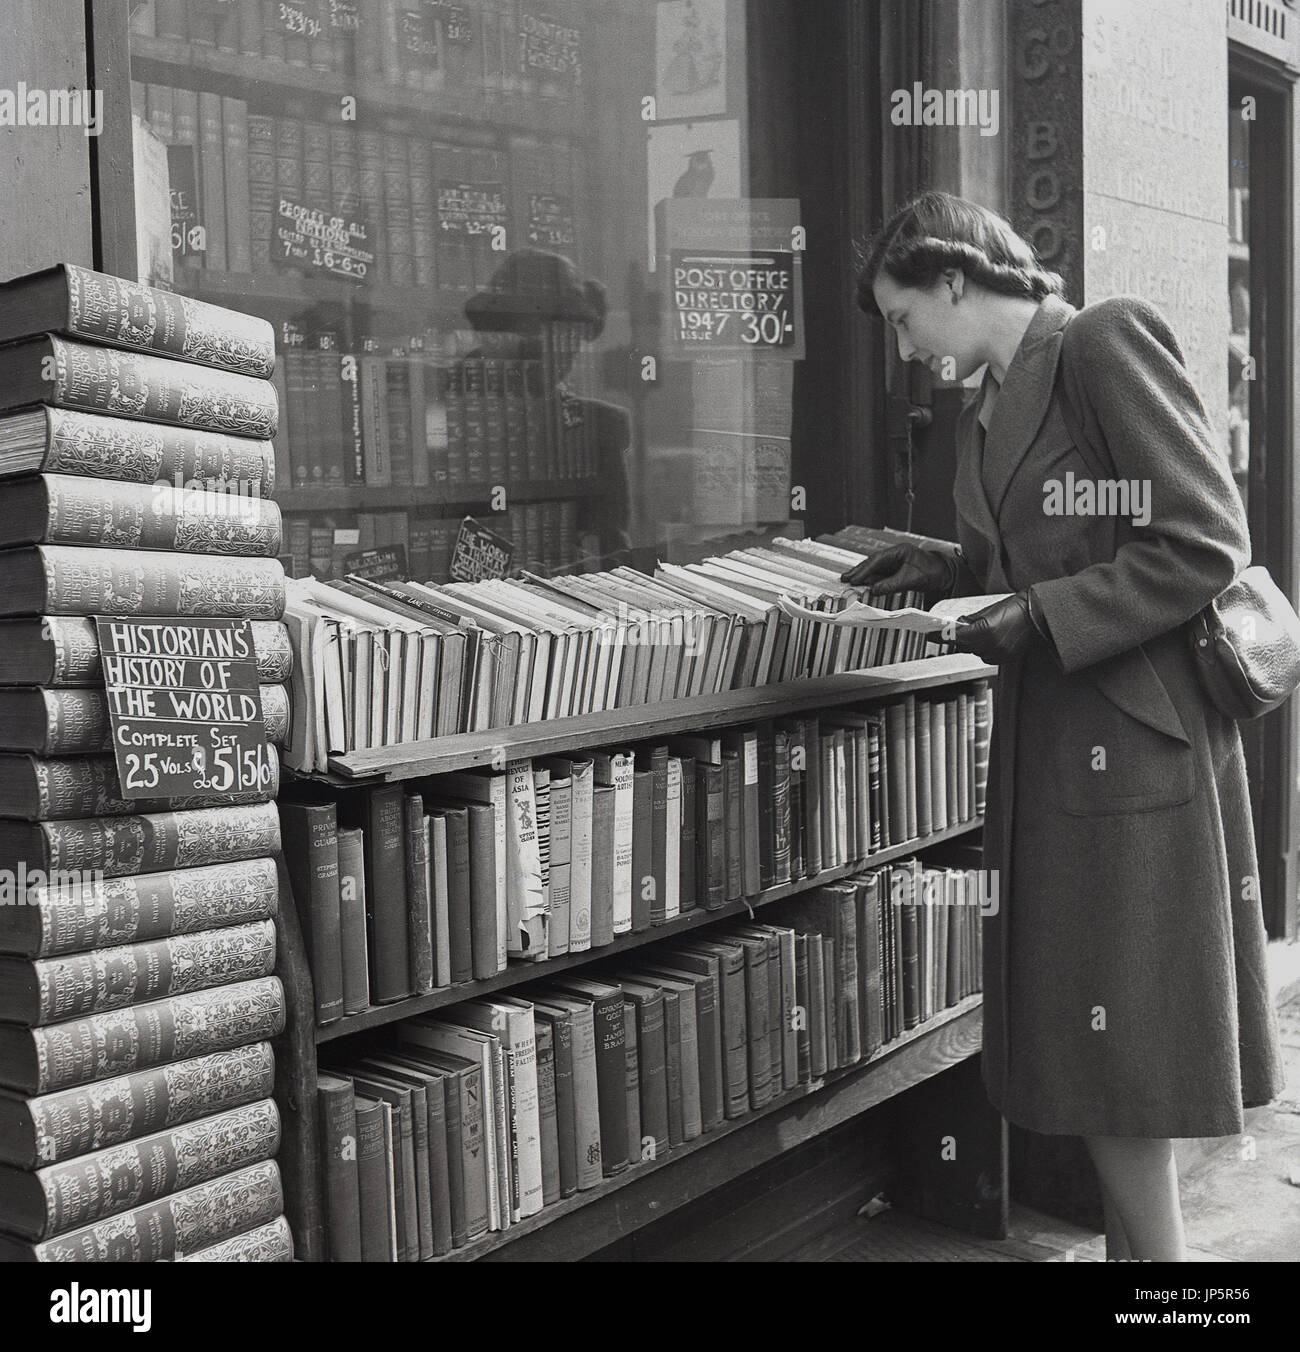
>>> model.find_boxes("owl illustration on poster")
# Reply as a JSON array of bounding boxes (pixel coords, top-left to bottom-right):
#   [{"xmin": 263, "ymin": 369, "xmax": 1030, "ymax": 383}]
[
  {"xmin": 656, "ymin": 0, "xmax": 728, "ymax": 119},
  {"xmin": 646, "ymin": 119, "xmax": 742, "ymax": 271}
]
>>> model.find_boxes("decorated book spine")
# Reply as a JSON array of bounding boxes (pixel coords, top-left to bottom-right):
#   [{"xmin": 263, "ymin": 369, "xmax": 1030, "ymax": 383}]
[
  {"xmin": 22, "ymin": 1098, "xmax": 280, "ymax": 1239},
  {"xmin": 24, "ymin": 1158, "xmax": 282, "ymax": 1262},
  {"xmin": 19, "ymin": 976, "xmax": 286, "ymax": 1096},
  {"xmin": 28, "ymin": 477, "xmax": 282, "ymax": 556},
  {"xmin": 32, "ymin": 545, "xmax": 286, "ymax": 620},
  {"xmin": 12, "ymin": 919, "xmax": 277, "ymax": 1025},
  {"xmin": 32, "ymin": 407, "xmax": 275, "ymax": 495},
  {"xmin": 24, "ymin": 801, "xmax": 282, "ymax": 876},
  {"xmin": 15, "ymin": 856, "xmax": 279, "ymax": 958},
  {"xmin": 56, "ymin": 264, "xmax": 276, "ymax": 375},
  {"xmin": 42, "ymin": 337, "xmax": 277, "ymax": 439},
  {"xmin": 177, "ymin": 1213, "xmax": 293, "ymax": 1261},
  {"xmin": 15, "ymin": 1041, "xmax": 276, "ymax": 1166}
]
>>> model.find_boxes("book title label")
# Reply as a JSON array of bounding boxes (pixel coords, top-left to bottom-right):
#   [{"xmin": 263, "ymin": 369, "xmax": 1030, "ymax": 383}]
[
  {"xmin": 670, "ymin": 248, "xmax": 797, "ymax": 350},
  {"xmin": 450, "ymin": 517, "xmax": 514, "ymax": 582},
  {"xmin": 342, "ymin": 544, "xmax": 409, "ymax": 582},
  {"xmin": 274, "ymin": 196, "xmax": 374, "ymax": 282},
  {"xmin": 95, "ymin": 617, "xmax": 271, "ymax": 802}
]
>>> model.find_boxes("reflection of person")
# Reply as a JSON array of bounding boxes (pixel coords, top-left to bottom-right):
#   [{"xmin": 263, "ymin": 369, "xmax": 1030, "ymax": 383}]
[
  {"xmin": 845, "ymin": 192, "xmax": 1283, "ymax": 1262},
  {"xmin": 465, "ymin": 250, "xmax": 632, "ymax": 570}
]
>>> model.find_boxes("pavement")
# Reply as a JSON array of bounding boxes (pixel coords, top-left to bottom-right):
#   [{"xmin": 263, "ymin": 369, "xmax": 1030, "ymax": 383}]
[{"xmin": 786, "ymin": 942, "xmax": 1300, "ymax": 1262}]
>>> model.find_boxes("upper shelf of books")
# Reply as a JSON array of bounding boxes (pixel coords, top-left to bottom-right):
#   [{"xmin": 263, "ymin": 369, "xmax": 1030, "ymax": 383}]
[
  {"xmin": 131, "ymin": 32, "xmax": 587, "ymax": 140},
  {"xmin": 318, "ymin": 655, "xmax": 997, "ymax": 783}
]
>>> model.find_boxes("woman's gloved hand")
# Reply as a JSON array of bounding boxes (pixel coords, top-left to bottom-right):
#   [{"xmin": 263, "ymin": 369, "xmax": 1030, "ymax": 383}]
[
  {"xmin": 952, "ymin": 592, "xmax": 1040, "ymax": 663},
  {"xmin": 839, "ymin": 545, "xmax": 957, "ymax": 597}
]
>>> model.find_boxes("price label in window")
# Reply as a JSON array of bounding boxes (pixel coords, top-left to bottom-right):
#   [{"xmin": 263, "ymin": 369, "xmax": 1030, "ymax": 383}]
[
  {"xmin": 670, "ymin": 249, "xmax": 798, "ymax": 350},
  {"xmin": 658, "ymin": 199, "xmax": 805, "ymax": 359},
  {"xmin": 342, "ymin": 545, "xmax": 409, "ymax": 582},
  {"xmin": 274, "ymin": 198, "xmax": 374, "ymax": 282}
]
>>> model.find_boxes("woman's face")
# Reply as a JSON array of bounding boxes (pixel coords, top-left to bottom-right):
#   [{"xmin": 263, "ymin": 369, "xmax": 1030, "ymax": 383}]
[{"xmin": 872, "ymin": 271, "xmax": 990, "ymax": 381}]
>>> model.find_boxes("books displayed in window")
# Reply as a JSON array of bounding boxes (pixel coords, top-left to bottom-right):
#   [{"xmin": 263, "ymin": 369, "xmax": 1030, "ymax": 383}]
[
  {"xmin": 312, "ymin": 853, "xmax": 982, "ymax": 1258},
  {"xmin": 280, "ymin": 683, "xmax": 992, "ymax": 1022},
  {"xmin": 0, "ymin": 265, "xmax": 294, "ymax": 1261},
  {"xmin": 280, "ymin": 526, "xmax": 965, "ymax": 767}
]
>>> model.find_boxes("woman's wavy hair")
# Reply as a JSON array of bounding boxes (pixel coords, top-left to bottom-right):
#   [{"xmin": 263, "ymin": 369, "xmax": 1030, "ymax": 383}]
[{"xmin": 856, "ymin": 191, "xmax": 1065, "ymax": 315}]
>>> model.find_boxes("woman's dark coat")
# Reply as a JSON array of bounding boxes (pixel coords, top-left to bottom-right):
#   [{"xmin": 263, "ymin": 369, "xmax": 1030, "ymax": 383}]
[{"xmin": 954, "ymin": 292, "xmax": 1285, "ymax": 1136}]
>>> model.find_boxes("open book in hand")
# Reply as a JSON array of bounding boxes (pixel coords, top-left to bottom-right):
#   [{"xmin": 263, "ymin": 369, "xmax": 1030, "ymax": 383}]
[{"xmin": 777, "ymin": 592, "xmax": 1013, "ymax": 635}]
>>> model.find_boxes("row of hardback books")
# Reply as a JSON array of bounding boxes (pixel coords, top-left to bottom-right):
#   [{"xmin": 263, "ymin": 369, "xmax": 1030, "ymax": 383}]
[
  {"xmin": 136, "ymin": 0, "xmax": 584, "ymax": 103},
  {"xmin": 136, "ymin": 82, "xmax": 583, "ymax": 294},
  {"xmin": 316, "ymin": 858, "xmax": 984, "ymax": 1259},
  {"xmin": 281, "ymin": 534, "xmax": 944, "ymax": 771},
  {"xmin": 281, "ymin": 686, "xmax": 993, "ymax": 1021},
  {"xmin": 276, "ymin": 337, "xmax": 600, "ymax": 495}
]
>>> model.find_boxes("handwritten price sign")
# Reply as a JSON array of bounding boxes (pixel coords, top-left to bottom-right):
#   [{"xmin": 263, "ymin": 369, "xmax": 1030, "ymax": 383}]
[
  {"xmin": 275, "ymin": 198, "xmax": 374, "ymax": 282},
  {"xmin": 96, "ymin": 617, "xmax": 271, "ymax": 801}
]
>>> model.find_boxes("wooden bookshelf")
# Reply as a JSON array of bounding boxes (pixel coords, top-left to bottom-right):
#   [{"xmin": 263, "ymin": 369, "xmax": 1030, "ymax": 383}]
[
  {"xmin": 437, "ymin": 995, "xmax": 984, "ymax": 1262},
  {"xmin": 324, "ymin": 654, "xmax": 996, "ymax": 781},
  {"xmin": 270, "ymin": 654, "xmax": 998, "ymax": 1261},
  {"xmin": 277, "ymin": 477, "xmax": 605, "ymax": 513},
  {"xmin": 131, "ymin": 35, "xmax": 585, "ymax": 139},
  {"xmin": 178, "ymin": 265, "xmax": 488, "ymax": 325},
  {"xmin": 317, "ymin": 815, "xmax": 985, "ymax": 1042}
]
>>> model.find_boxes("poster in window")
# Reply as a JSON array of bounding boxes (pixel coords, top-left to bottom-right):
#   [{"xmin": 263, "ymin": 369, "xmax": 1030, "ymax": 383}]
[
  {"xmin": 655, "ymin": 0, "xmax": 729, "ymax": 120},
  {"xmin": 645, "ymin": 118, "xmax": 742, "ymax": 271}
]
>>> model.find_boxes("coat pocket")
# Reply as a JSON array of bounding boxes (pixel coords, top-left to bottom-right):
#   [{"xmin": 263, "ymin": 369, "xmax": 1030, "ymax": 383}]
[{"xmin": 1030, "ymin": 648, "xmax": 1195, "ymax": 815}]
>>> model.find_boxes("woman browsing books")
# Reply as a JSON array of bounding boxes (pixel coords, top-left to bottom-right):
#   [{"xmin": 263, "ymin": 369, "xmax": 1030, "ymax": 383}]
[{"xmin": 846, "ymin": 191, "xmax": 1284, "ymax": 1261}]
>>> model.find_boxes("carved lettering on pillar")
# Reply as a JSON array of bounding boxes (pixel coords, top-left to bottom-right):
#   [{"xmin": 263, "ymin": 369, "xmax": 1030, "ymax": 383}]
[{"xmin": 1008, "ymin": 0, "xmax": 1084, "ymax": 303}]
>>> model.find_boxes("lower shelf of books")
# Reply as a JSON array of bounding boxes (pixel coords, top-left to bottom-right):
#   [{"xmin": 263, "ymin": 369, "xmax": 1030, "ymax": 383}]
[
  {"xmin": 441, "ymin": 994, "xmax": 984, "ymax": 1263},
  {"xmin": 316, "ymin": 816, "xmax": 984, "ymax": 1042}
]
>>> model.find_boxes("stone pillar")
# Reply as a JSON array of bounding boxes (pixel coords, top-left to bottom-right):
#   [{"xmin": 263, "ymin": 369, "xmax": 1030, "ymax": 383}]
[
  {"xmin": 1006, "ymin": 0, "xmax": 1086, "ymax": 304},
  {"xmin": 1081, "ymin": 0, "xmax": 1229, "ymax": 440}
]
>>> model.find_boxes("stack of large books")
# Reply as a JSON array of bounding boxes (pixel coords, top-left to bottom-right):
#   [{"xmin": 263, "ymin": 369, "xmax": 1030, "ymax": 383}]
[
  {"xmin": 312, "ymin": 853, "xmax": 986, "ymax": 1260},
  {"xmin": 280, "ymin": 684, "xmax": 994, "ymax": 1019},
  {"xmin": 0, "ymin": 265, "xmax": 293, "ymax": 1261},
  {"xmin": 280, "ymin": 525, "xmax": 962, "ymax": 770}
]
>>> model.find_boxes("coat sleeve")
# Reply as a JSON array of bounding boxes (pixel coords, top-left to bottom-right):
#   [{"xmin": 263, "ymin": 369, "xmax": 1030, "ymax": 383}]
[{"xmin": 1027, "ymin": 297, "xmax": 1250, "ymax": 674}]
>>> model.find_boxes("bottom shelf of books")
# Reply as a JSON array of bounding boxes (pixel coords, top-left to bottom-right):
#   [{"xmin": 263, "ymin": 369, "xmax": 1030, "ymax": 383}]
[
  {"xmin": 449, "ymin": 993, "xmax": 986, "ymax": 1263},
  {"xmin": 299, "ymin": 846, "xmax": 990, "ymax": 1262}
]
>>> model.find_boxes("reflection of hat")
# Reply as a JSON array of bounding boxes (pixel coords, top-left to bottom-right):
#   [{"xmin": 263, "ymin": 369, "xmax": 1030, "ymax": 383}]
[{"xmin": 465, "ymin": 249, "xmax": 606, "ymax": 340}]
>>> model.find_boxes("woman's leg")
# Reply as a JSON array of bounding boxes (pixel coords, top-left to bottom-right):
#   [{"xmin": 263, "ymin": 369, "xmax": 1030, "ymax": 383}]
[
  {"xmin": 1083, "ymin": 1135, "xmax": 1187, "ymax": 1261},
  {"xmin": 1098, "ymin": 1180, "xmax": 1132, "ymax": 1260}
]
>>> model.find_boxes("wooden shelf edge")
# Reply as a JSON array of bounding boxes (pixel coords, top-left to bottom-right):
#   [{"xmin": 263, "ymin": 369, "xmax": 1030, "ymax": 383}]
[
  {"xmin": 277, "ymin": 478, "xmax": 605, "ymax": 513},
  {"xmin": 432, "ymin": 996, "xmax": 984, "ymax": 1262},
  {"xmin": 314, "ymin": 816, "xmax": 983, "ymax": 1041},
  {"xmin": 322, "ymin": 655, "xmax": 997, "ymax": 782}
]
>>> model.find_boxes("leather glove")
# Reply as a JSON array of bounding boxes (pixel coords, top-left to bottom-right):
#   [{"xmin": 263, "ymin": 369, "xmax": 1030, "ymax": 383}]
[
  {"xmin": 839, "ymin": 545, "xmax": 957, "ymax": 597},
  {"xmin": 952, "ymin": 593, "xmax": 1040, "ymax": 663}
]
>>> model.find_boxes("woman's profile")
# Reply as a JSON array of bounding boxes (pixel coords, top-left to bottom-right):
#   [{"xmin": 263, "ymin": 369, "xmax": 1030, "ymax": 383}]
[{"xmin": 845, "ymin": 191, "xmax": 1285, "ymax": 1261}]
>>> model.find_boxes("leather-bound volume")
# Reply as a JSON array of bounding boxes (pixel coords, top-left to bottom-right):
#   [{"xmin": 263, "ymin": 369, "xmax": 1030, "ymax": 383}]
[
  {"xmin": 279, "ymin": 802, "xmax": 344, "ymax": 1024},
  {"xmin": 316, "ymin": 1073, "xmax": 362, "ymax": 1261}
]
